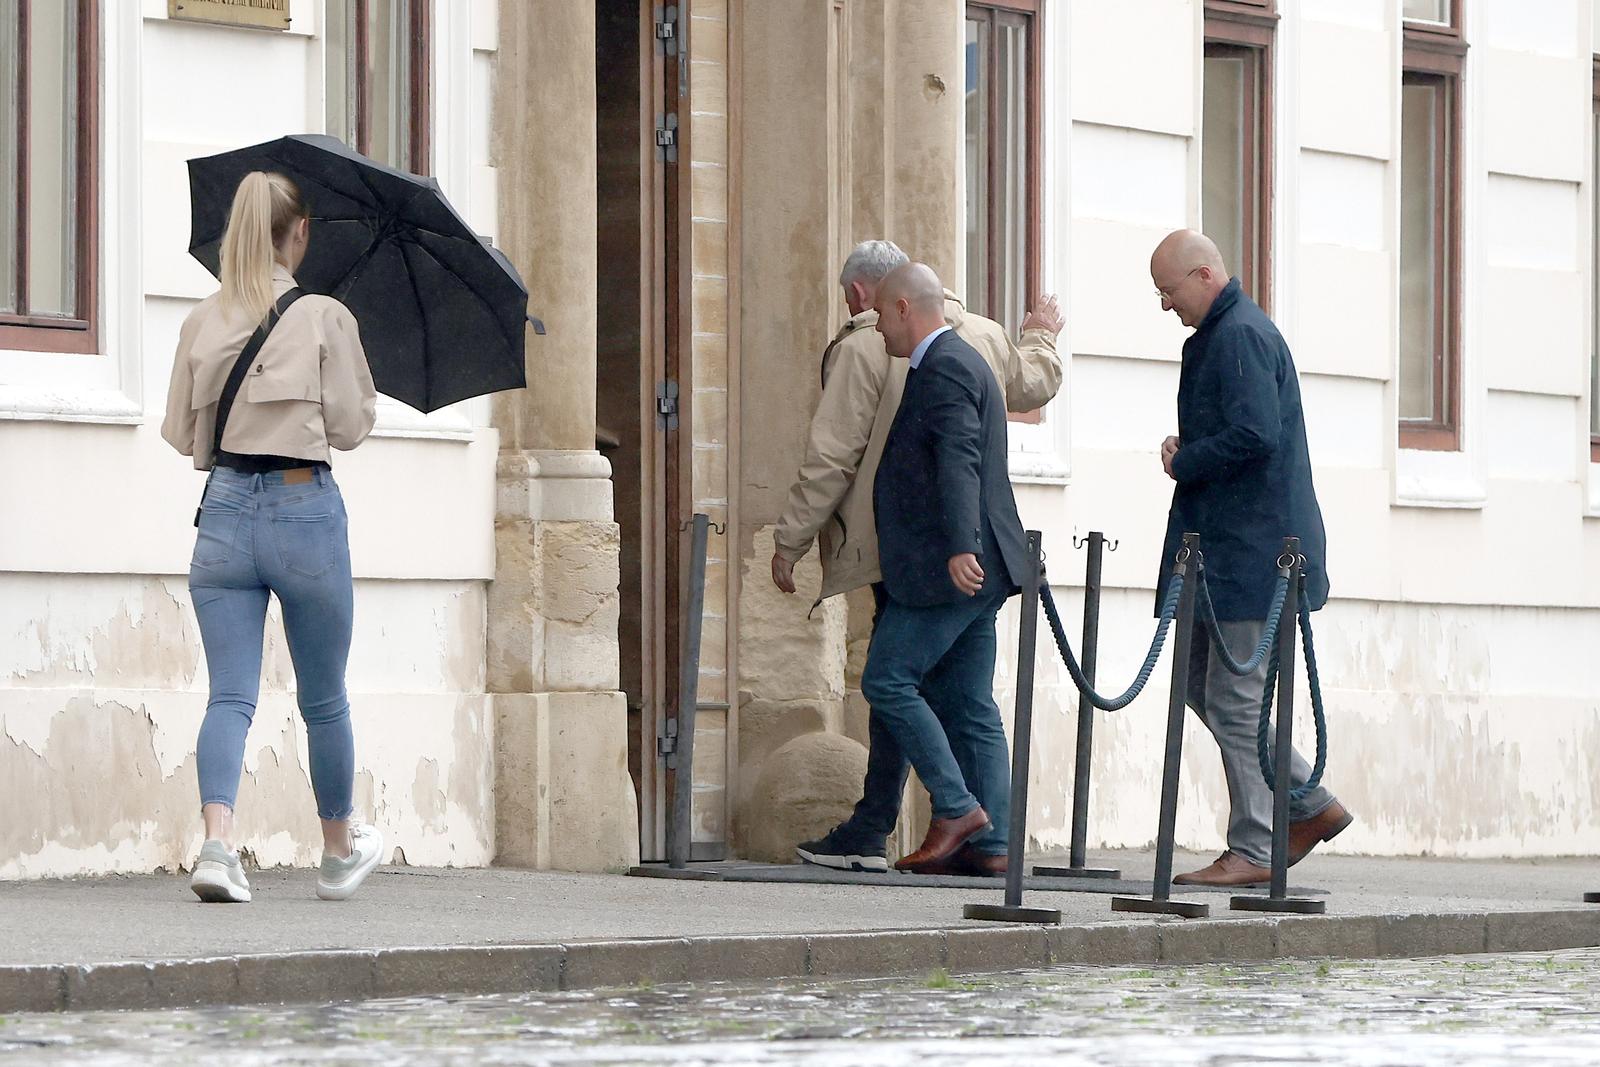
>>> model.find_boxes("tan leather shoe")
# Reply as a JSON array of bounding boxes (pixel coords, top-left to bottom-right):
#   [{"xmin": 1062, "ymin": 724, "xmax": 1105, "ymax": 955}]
[
  {"xmin": 1173, "ymin": 851, "xmax": 1270, "ymax": 887},
  {"xmin": 895, "ymin": 808, "xmax": 991, "ymax": 873},
  {"xmin": 1288, "ymin": 800, "xmax": 1353, "ymax": 865}
]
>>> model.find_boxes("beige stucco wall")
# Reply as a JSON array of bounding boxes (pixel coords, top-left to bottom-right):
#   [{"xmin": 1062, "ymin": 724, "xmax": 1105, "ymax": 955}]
[
  {"xmin": 488, "ymin": 0, "xmax": 637, "ymax": 873},
  {"xmin": 734, "ymin": 0, "xmax": 965, "ymax": 860}
]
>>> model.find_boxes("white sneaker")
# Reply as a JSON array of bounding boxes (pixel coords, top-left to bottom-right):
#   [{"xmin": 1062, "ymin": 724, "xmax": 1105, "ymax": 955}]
[
  {"xmin": 316, "ymin": 824, "xmax": 384, "ymax": 901},
  {"xmin": 190, "ymin": 839, "xmax": 252, "ymax": 903}
]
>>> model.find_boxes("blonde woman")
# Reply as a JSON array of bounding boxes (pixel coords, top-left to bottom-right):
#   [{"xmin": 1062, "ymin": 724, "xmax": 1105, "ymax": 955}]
[{"xmin": 163, "ymin": 171, "xmax": 381, "ymax": 903}]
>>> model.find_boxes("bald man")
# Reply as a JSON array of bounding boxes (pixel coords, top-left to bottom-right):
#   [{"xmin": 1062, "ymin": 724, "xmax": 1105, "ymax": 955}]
[
  {"xmin": 859, "ymin": 262, "xmax": 1030, "ymax": 874},
  {"xmin": 777, "ymin": 239, "xmax": 1063, "ymax": 876},
  {"xmin": 1150, "ymin": 229, "xmax": 1352, "ymax": 887}
]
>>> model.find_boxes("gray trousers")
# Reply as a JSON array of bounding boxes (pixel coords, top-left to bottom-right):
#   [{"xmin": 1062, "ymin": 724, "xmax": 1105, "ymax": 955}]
[{"xmin": 1186, "ymin": 617, "xmax": 1336, "ymax": 867}]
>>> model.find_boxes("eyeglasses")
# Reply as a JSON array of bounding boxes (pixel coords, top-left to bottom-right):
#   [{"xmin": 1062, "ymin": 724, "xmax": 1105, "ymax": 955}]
[{"xmin": 1154, "ymin": 266, "xmax": 1202, "ymax": 300}]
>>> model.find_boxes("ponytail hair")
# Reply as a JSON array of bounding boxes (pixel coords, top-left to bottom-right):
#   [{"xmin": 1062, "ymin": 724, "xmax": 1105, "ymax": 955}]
[{"xmin": 218, "ymin": 171, "xmax": 307, "ymax": 323}]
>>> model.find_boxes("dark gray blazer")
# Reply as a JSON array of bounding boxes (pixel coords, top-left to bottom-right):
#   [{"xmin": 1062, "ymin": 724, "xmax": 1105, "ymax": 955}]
[{"xmin": 874, "ymin": 330, "xmax": 1028, "ymax": 607}]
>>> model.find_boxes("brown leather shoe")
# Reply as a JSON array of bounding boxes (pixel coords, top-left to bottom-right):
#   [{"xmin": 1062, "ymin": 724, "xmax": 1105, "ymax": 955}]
[
  {"xmin": 956, "ymin": 845, "xmax": 1006, "ymax": 877},
  {"xmin": 895, "ymin": 808, "xmax": 990, "ymax": 873},
  {"xmin": 906, "ymin": 845, "xmax": 1007, "ymax": 878},
  {"xmin": 1288, "ymin": 800, "xmax": 1353, "ymax": 866},
  {"xmin": 1173, "ymin": 851, "xmax": 1271, "ymax": 887}
]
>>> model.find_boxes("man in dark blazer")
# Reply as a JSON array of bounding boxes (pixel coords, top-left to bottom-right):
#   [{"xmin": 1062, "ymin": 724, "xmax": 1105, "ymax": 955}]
[
  {"xmin": 1151, "ymin": 229, "xmax": 1352, "ymax": 887},
  {"xmin": 861, "ymin": 262, "xmax": 1029, "ymax": 873}
]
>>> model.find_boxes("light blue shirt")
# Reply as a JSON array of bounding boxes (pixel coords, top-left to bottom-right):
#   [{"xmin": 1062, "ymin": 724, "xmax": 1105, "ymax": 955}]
[
  {"xmin": 902, "ymin": 326, "xmax": 947, "ymax": 371},
  {"xmin": 908, "ymin": 325, "xmax": 952, "ymax": 370}
]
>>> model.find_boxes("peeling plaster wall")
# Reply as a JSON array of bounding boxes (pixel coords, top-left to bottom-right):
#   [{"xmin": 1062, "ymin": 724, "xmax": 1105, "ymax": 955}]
[
  {"xmin": 0, "ymin": 577, "xmax": 495, "ymax": 878},
  {"xmin": 992, "ymin": 589, "xmax": 1600, "ymax": 859}
]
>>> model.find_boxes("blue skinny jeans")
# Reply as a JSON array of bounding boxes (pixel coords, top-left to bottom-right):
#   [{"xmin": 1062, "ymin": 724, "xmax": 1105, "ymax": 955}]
[{"xmin": 189, "ymin": 466, "xmax": 355, "ymax": 820}]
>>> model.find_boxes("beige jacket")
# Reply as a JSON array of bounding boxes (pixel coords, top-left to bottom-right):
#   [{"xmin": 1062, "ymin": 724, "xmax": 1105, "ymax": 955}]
[
  {"xmin": 163, "ymin": 265, "xmax": 377, "ymax": 469},
  {"xmin": 773, "ymin": 291, "xmax": 1062, "ymax": 600}
]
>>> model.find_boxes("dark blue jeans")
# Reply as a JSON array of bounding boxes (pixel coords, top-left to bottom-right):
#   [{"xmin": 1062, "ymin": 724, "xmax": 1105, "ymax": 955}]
[
  {"xmin": 189, "ymin": 466, "xmax": 356, "ymax": 820},
  {"xmin": 857, "ymin": 582, "xmax": 1011, "ymax": 854}
]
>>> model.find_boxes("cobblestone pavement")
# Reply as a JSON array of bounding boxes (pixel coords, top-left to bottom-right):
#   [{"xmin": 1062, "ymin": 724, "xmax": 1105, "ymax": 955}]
[{"xmin": 6, "ymin": 948, "xmax": 1600, "ymax": 1065}]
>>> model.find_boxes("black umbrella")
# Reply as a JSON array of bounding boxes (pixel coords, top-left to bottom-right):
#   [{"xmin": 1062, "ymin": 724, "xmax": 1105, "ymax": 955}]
[{"xmin": 187, "ymin": 134, "xmax": 542, "ymax": 414}]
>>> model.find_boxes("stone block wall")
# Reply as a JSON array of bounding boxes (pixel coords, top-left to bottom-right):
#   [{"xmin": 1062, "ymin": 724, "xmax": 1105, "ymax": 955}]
[{"xmin": 686, "ymin": 0, "xmax": 736, "ymax": 853}]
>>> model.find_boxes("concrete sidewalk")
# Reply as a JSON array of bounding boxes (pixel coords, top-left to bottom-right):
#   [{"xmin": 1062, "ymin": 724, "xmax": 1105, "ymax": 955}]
[{"xmin": 2, "ymin": 849, "xmax": 1597, "ymax": 1013}]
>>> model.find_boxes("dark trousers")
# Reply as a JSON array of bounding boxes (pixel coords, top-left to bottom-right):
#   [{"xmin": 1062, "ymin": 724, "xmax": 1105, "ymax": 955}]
[{"xmin": 850, "ymin": 583, "xmax": 1010, "ymax": 856}]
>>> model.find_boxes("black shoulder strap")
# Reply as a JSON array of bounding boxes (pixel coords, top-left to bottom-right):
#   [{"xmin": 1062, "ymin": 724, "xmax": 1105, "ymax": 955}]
[{"xmin": 211, "ymin": 287, "xmax": 305, "ymax": 463}]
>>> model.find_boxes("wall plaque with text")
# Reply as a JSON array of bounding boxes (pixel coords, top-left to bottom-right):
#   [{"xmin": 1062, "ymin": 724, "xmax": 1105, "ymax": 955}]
[{"xmin": 167, "ymin": 0, "xmax": 291, "ymax": 31}]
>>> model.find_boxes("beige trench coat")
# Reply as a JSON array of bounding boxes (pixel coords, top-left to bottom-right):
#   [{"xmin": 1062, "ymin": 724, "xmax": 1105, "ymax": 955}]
[
  {"xmin": 162, "ymin": 264, "xmax": 377, "ymax": 469},
  {"xmin": 772, "ymin": 291, "xmax": 1062, "ymax": 601}
]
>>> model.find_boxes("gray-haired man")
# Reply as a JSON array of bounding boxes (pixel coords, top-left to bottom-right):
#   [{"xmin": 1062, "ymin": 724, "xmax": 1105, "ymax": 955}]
[{"xmin": 771, "ymin": 239, "xmax": 1064, "ymax": 875}]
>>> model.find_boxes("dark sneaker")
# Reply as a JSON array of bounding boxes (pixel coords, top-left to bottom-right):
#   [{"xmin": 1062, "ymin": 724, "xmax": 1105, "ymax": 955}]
[{"xmin": 795, "ymin": 823, "xmax": 888, "ymax": 873}]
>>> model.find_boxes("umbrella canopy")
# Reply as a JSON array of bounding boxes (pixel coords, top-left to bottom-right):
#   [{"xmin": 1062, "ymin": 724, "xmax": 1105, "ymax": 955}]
[{"xmin": 188, "ymin": 134, "xmax": 538, "ymax": 414}]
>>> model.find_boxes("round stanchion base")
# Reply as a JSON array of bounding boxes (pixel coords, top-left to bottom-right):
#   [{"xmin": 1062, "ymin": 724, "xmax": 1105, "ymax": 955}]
[
  {"xmin": 963, "ymin": 902, "xmax": 1062, "ymax": 924},
  {"xmin": 1229, "ymin": 894, "xmax": 1326, "ymax": 915},
  {"xmin": 1032, "ymin": 865, "xmax": 1122, "ymax": 880},
  {"xmin": 1110, "ymin": 895, "xmax": 1210, "ymax": 919},
  {"xmin": 1584, "ymin": 892, "xmax": 1600, "ymax": 904}
]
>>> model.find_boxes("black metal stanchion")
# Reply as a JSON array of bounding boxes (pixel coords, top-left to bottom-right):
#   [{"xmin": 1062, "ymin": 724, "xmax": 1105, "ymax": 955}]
[
  {"xmin": 965, "ymin": 530, "xmax": 1062, "ymax": 924},
  {"xmin": 667, "ymin": 513, "xmax": 711, "ymax": 870},
  {"xmin": 1233, "ymin": 537, "xmax": 1324, "ymax": 914},
  {"xmin": 1035, "ymin": 531, "xmax": 1122, "ymax": 881},
  {"xmin": 1112, "ymin": 532, "xmax": 1209, "ymax": 919}
]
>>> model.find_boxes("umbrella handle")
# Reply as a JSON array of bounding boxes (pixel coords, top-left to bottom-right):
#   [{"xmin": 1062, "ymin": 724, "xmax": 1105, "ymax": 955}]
[{"xmin": 527, "ymin": 313, "xmax": 546, "ymax": 336}]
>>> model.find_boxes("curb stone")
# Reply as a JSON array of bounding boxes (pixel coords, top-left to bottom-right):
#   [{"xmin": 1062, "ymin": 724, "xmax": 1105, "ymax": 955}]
[
  {"xmin": 1484, "ymin": 910, "xmax": 1600, "ymax": 954},
  {"xmin": 373, "ymin": 945, "xmax": 565, "ymax": 999},
  {"xmin": 5, "ymin": 909, "xmax": 1600, "ymax": 1014},
  {"xmin": 807, "ymin": 930, "xmax": 944, "ymax": 978},
  {"xmin": 1158, "ymin": 919, "xmax": 1278, "ymax": 963}
]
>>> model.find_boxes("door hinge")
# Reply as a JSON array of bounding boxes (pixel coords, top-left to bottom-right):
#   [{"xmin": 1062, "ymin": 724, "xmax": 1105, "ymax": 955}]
[
  {"xmin": 656, "ymin": 380, "xmax": 680, "ymax": 430},
  {"xmin": 656, "ymin": 5, "xmax": 679, "ymax": 56},
  {"xmin": 657, "ymin": 719, "xmax": 679, "ymax": 764},
  {"xmin": 654, "ymin": 113, "xmax": 679, "ymax": 163}
]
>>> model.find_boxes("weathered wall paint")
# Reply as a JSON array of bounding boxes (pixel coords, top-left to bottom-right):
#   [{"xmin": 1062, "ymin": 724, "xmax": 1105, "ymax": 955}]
[
  {"xmin": 0, "ymin": 575, "xmax": 496, "ymax": 878},
  {"xmin": 991, "ymin": 590, "xmax": 1600, "ymax": 860}
]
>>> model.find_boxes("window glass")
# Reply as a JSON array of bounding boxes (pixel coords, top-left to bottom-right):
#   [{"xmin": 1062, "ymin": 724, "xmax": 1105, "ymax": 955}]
[
  {"xmin": 996, "ymin": 15, "xmax": 1028, "ymax": 334},
  {"xmin": 1202, "ymin": 51, "xmax": 1248, "ymax": 296},
  {"xmin": 367, "ymin": 0, "xmax": 412, "ymax": 170},
  {"xmin": 1403, "ymin": 0, "xmax": 1450, "ymax": 25},
  {"xmin": 0, "ymin": 3, "xmax": 19, "ymax": 315},
  {"xmin": 325, "ymin": 0, "xmax": 421, "ymax": 172},
  {"xmin": 964, "ymin": 15, "xmax": 989, "ymax": 320},
  {"xmin": 24, "ymin": 0, "xmax": 77, "ymax": 317},
  {"xmin": 1399, "ymin": 78, "xmax": 1444, "ymax": 423},
  {"xmin": 325, "ymin": 0, "xmax": 356, "ymax": 149},
  {"xmin": 1592, "ymin": 103, "xmax": 1599, "ymax": 440}
]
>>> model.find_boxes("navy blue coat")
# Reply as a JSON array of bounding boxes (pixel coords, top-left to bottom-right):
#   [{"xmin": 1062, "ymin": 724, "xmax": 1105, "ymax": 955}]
[
  {"xmin": 1158, "ymin": 279, "xmax": 1329, "ymax": 619},
  {"xmin": 875, "ymin": 330, "xmax": 1028, "ymax": 607}
]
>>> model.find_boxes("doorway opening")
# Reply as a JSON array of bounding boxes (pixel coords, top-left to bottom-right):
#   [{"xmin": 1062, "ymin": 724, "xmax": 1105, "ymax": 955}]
[{"xmin": 594, "ymin": 0, "xmax": 693, "ymax": 862}]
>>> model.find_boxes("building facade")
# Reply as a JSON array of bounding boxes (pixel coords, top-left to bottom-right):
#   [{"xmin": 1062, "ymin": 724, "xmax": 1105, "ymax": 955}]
[{"xmin": 2, "ymin": 0, "xmax": 1597, "ymax": 880}]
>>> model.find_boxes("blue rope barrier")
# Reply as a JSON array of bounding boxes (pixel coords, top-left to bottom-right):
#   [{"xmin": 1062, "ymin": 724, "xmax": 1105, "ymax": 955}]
[
  {"xmin": 1040, "ymin": 572, "xmax": 1182, "ymax": 711},
  {"xmin": 1033, "ymin": 539, "xmax": 1330, "ymax": 803},
  {"xmin": 1197, "ymin": 570, "xmax": 1289, "ymax": 677},
  {"xmin": 1254, "ymin": 599, "xmax": 1329, "ymax": 802}
]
